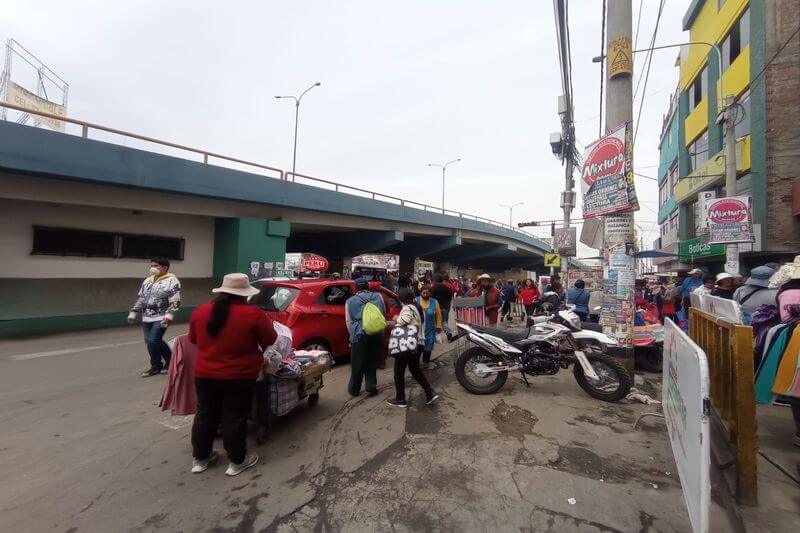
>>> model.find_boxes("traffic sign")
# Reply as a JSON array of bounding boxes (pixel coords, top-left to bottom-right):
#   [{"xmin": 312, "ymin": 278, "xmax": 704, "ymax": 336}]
[{"xmin": 544, "ymin": 253, "xmax": 561, "ymax": 267}]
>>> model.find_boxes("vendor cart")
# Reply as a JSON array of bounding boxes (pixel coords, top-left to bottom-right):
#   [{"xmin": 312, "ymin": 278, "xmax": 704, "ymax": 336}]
[{"xmin": 252, "ymin": 354, "xmax": 331, "ymax": 444}]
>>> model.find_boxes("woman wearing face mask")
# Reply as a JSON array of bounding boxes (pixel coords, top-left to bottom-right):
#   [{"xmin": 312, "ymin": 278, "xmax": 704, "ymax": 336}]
[{"xmin": 416, "ymin": 285, "xmax": 442, "ymax": 366}]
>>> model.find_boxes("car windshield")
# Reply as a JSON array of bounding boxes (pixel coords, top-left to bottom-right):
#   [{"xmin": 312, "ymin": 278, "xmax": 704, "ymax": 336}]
[{"xmin": 251, "ymin": 285, "xmax": 300, "ymax": 312}]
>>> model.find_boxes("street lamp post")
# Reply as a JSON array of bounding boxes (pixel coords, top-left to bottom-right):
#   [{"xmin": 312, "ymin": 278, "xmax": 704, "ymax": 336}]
[
  {"xmin": 427, "ymin": 158, "xmax": 461, "ymax": 211},
  {"xmin": 499, "ymin": 202, "xmax": 524, "ymax": 227},
  {"xmin": 275, "ymin": 82, "xmax": 322, "ymax": 178}
]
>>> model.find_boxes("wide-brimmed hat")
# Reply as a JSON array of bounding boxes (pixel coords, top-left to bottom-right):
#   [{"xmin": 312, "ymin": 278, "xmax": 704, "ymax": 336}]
[
  {"xmin": 476, "ymin": 273, "xmax": 494, "ymax": 281},
  {"xmin": 688, "ymin": 268, "xmax": 703, "ymax": 275},
  {"xmin": 745, "ymin": 266, "xmax": 774, "ymax": 288},
  {"xmin": 716, "ymin": 272, "xmax": 735, "ymax": 283},
  {"xmin": 212, "ymin": 273, "xmax": 260, "ymax": 297}
]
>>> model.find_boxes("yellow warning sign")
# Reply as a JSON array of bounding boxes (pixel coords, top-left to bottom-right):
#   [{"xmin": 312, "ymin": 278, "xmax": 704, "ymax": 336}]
[
  {"xmin": 544, "ymin": 253, "xmax": 561, "ymax": 268},
  {"xmin": 608, "ymin": 35, "xmax": 633, "ymax": 78}
]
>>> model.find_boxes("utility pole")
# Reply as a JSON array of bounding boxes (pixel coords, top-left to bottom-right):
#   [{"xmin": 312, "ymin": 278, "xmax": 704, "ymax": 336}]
[
  {"xmin": 723, "ymin": 94, "xmax": 739, "ymax": 275},
  {"xmin": 603, "ymin": 0, "xmax": 635, "ymax": 373},
  {"xmin": 428, "ymin": 158, "xmax": 461, "ymax": 211},
  {"xmin": 561, "ymin": 158, "xmax": 575, "ymax": 282}
]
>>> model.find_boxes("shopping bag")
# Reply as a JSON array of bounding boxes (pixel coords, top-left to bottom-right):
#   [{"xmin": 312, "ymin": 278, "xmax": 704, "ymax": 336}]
[{"xmin": 388, "ymin": 324, "xmax": 419, "ymax": 356}]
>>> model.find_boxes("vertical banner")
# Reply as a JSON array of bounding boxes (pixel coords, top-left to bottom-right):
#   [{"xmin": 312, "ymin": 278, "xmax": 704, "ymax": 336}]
[
  {"xmin": 662, "ymin": 319, "xmax": 711, "ymax": 533},
  {"xmin": 580, "ymin": 123, "xmax": 639, "ymax": 217},
  {"xmin": 704, "ymin": 196, "xmax": 754, "ymax": 244},
  {"xmin": 553, "ymin": 227, "xmax": 577, "ymax": 256}
]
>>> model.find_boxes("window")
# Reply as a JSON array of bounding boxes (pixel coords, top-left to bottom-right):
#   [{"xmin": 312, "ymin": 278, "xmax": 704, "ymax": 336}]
[
  {"xmin": 32, "ymin": 226, "xmax": 117, "ymax": 257},
  {"xmin": 120, "ymin": 233, "xmax": 184, "ymax": 260},
  {"xmin": 31, "ymin": 226, "xmax": 184, "ymax": 260},
  {"xmin": 252, "ymin": 285, "xmax": 300, "ymax": 312},
  {"xmin": 689, "ymin": 65, "xmax": 708, "ymax": 111},
  {"xmin": 689, "ymin": 131, "xmax": 709, "ymax": 172},
  {"xmin": 669, "ymin": 164, "xmax": 679, "ymax": 193},
  {"xmin": 659, "ymin": 180, "xmax": 669, "ymax": 207},
  {"xmin": 320, "ymin": 285, "xmax": 352, "ymax": 306},
  {"xmin": 722, "ymin": 8, "xmax": 750, "ymax": 70}
]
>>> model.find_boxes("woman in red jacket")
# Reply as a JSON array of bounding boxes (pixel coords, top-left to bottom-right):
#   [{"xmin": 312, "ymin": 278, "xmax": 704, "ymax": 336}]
[
  {"xmin": 189, "ymin": 273, "xmax": 277, "ymax": 476},
  {"xmin": 517, "ymin": 278, "xmax": 541, "ymax": 316}
]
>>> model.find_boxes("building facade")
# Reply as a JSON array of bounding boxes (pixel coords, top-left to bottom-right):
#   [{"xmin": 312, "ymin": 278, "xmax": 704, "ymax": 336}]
[{"xmin": 656, "ymin": 0, "xmax": 800, "ymax": 274}]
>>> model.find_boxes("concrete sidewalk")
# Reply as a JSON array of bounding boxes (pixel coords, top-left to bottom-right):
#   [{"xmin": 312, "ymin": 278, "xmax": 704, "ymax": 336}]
[{"xmin": 0, "ymin": 326, "xmax": 726, "ymax": 531}]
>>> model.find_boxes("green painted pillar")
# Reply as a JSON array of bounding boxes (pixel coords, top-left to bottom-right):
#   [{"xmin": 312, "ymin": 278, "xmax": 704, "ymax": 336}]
[{"xmin": 213, "ymin": 218, "xmax": 291, "ymax": 282}]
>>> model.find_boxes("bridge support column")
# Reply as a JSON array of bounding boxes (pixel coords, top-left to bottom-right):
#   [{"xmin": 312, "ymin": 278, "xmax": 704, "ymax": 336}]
[{"xmin": 213, "ymin": 218, "xmax": 290, "ymax": 282}]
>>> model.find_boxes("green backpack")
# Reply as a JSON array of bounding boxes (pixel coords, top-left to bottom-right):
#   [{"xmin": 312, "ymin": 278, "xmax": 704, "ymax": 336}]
[{"xmin": 362, "ymin": 300, "xmax": 386, "ymax": 335}]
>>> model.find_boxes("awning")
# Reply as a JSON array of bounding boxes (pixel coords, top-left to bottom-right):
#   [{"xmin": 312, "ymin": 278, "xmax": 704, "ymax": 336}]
[{"xmin": 634, "ymin": 250, "xmax": 680, "ymax": 259}]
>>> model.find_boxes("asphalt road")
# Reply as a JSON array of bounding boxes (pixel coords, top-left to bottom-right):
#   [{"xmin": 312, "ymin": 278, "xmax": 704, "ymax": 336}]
[{"xmin": 0, "ymin": 325, "xmax": 714, "ymax": 532}]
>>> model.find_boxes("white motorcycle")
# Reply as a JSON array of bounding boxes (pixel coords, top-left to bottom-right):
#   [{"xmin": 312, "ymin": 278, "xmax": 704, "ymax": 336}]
[{"xmin": 453, "ymin": 308, "xmax": 631, "ymax": 402}]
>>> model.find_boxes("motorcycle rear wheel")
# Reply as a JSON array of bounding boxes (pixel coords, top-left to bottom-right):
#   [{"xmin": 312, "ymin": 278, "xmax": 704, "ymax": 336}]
[
  {"xmin": 455, "ymin": 347, "xmax": 508, "ymax": 395},
  {"xmin": 573, "ymin": 351, "xmax": 631, "ymax": 402}
]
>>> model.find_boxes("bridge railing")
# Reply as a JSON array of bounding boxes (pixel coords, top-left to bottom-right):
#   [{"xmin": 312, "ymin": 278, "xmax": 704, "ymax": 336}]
[{"xmin": 0, "ymin": 101, "xmax": 544, "ymax": 243}]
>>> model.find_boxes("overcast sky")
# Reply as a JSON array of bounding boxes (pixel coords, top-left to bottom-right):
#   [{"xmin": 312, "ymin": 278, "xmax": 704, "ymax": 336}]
[{"xmin": 3, "ymin": 0, "xmax": 689, "ymax": 255}]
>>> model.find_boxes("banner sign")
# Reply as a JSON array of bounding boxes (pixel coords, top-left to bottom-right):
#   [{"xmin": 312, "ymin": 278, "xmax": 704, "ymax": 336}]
[
  {"xmin": 580, "ymin": 123, "xmax": 638, "ymax": 218},
  {"xmin": 679, "ymin": 237, "xmax": 725, "ymax": 260},
  {"xmin": 701, "ymin": 294, "xmax": 743, "ymax": 324},
  {"xmin": 705, "ymin": 196, "xmax": 754, "ymax": 244},
  {"xmin": 553, "ymin": 227, "xmax": 577, "ymax": 256},
  {"xmin": 663, "ymin": 319, "xmax": 710, "ymax": 533},
  {"xmin": 608, "ymin": 35, "xmax": 633, "ymax": 78},
  {"xmin": 5, "ymin": 81, "xmax": 66, "ymax": 132},
  {"xmin": 351, "ymin": 254, "xmax": 399, "ymax": 271},
  {"xmin": 302, "ymin": 255, "xmax": 329, "ymax": 272}
]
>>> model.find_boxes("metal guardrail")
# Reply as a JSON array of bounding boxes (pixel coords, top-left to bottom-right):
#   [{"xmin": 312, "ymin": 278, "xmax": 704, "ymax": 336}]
[
  {"xmin": 0, "ymin": 101, "xmax": 541, "ymax": 241},
  {"xmin": 689, "ymin": 307, "xmax": 757, "ymax": 505}
]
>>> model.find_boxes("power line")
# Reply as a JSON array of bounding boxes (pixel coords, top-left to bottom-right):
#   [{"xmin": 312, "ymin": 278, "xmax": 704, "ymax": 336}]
[
  {"xmin": 748, "ymin": 24, "xmax": 800, "ymax": 89},
  {"xmin": 598, "ymin": 0, "xmax": 606, "ymax": 137},
  {"xmin": 633, "ymin": 0, "xmax": 665, "ymax": 144}
]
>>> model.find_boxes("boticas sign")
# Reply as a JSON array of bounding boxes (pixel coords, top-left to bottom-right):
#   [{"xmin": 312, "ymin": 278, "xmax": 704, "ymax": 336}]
[
  {"xmin": 705, "ymin": 196, "xmax": 754, "ymax": 244},
  {"xmin": 581, "ymin": 123, "xmax": 636, "ymax": 218}
]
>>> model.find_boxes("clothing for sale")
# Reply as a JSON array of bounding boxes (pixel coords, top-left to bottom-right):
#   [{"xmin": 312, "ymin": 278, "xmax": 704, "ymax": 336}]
[
  {"xmin": 129, "ymin": 273, "xmax": 181, "ymax": 323},
  {"xmin": 161, "ymin": 334, "xmax": 198, "ymax": 416},
  {"xmin": 750, "ymin": 305, "xmax": 781, "ymax": 364},
  {"xmin": 431, "ymin": 282, "xmax": 454, "ymax": 310},
  {"xmin": 189, "ymin": 299, "xmax": 278, "ymax": 380},
  {"xmin": 191, "ymin": 377, "xmax": 254, "ymax": 464},
  {"xmin": 344, "ymin": 291, "xmax": 386, "ymax": 343},
  {"xmin": 776, "ymin": 278, "xmax": 800, "ymax": 322},
  {"xmin": 772, "ymin": 326, "xmax": 800, "ymax": 396},
  {"xmin": 755, "ymin": 325, "xmax": 791, "ymax": 403},
  {"xmin": 417, "ymin": 296, "xmax": 441, "ymax": 352},
  {"xmin": 274, "ymin": 359, "xmax": 302, "ymax": 378}
]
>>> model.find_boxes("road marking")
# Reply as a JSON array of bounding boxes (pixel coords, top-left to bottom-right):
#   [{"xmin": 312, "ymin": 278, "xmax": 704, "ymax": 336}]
[{"xmin": 8, "ymin": 341, "xmax": 141, "ymax": 360}]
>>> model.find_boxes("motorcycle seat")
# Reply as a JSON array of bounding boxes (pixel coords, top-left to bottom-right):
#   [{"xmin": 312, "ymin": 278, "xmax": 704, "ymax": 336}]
[{"xmin": 474, "ymin": 326, "xmax": 531, "ymax": 343}]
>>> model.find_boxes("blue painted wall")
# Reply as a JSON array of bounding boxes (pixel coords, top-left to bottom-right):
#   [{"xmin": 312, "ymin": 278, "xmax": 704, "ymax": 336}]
[
  {"xmin": 658, "ymin": 112, "xmax": 679, "ymax": 183},
  {"xmin": 0, "ymin": 121, "xmax": 553, "ymax": 254}
]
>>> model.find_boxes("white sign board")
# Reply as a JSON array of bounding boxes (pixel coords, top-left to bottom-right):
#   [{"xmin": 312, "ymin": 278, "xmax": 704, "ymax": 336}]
[
  {"xmin": 5, "ymin": 81, "xmax": 66, "ymax": 132},
  {"xmin": 701, "ymin": 294, "xmax": 744, "ymax": 324},
  {"xmin": 663, "ymin": 319, "xmax": 710, "ymax": 533}
]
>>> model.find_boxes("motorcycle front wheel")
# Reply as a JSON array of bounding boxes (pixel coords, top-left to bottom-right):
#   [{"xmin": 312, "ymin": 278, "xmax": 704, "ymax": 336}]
[
  {"xmin": 573, "ymin": 351, "xmax": 631, "ymax": 402},
  {"xmin": 455, "ymin": 347, "xmax": 508, "ymax": 395}
]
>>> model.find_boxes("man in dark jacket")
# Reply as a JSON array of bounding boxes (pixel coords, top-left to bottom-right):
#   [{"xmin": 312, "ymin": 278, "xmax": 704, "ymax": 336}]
[
  {"xmin": 500, "ymin": 280, "xmax": 517, "ymax": 322},
  {"xmin": 431, "ymin": 274, "xmax": 454, "ymax": 338}
]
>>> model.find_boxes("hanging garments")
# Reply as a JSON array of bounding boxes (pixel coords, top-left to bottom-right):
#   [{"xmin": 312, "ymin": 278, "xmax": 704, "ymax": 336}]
[
  {"xmin": 771, "ymin": 326, "xmax": 800, "ymax": 396},
  {"xmin": 755, "ymin": 325, "xmax": 793, "ymax": 404}
]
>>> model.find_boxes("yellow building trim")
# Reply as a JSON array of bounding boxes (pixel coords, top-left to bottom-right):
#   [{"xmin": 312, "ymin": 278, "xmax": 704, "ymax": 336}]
[
  {"xmin": 680, "ymin": 0, "xmax": 750, "ymax": 90},
  {"xmin": 685, "ymin": 99, "xmax": 708, "ymax": 146},
  {"xmin": 674, "ymin": 135, "xmax": 750, "ymax": 203},
  {"xmin": 719, "ymin": 45, "xmax": 751, "ymax": 98}
]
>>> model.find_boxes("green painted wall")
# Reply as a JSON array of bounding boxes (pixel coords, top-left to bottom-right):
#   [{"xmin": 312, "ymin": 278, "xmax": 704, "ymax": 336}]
[
  {"xmin": 748, "ymin": 0, "xmax": 767, "ymax": 248},
  {"xmin": 706, "ymin": 51, "xmax": 723, "ymax": 155},
  {"xmin": 212, "ymin": 218, "xmax": 290, "ymax": 282}
]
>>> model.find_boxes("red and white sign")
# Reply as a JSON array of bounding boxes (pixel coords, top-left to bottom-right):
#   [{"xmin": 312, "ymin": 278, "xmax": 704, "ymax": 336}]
[
  {"xmin": 302, "ymin": 255, "xmax": 329, "ymax": 272},
  {"xmin": 704, "ymin": 196, "xmax": 754, "ymax": 244},
  {"xmin": 580, "ymin": 123, "xmax": 637, "ymax": 217}
]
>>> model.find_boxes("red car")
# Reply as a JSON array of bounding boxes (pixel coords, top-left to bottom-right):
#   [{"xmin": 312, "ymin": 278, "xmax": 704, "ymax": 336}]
[{"xmin": 250, "ymin": 278, "xmax": 402, "ymax": 357}]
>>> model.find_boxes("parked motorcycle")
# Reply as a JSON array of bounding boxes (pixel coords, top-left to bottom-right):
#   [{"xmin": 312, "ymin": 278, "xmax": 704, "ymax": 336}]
[{"xmin": 453, "ymin": 308, "xmax": 632, "ymax": 402}]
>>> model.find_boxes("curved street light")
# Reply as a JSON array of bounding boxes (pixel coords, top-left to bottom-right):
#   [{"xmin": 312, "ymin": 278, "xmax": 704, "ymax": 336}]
[
  {"xmin": 275, "ymin": 81, "xmax": 322, "ymax": 178},
  {"xmin": 499, "ymin": 202, "xmax": 524, "ymax": 227},
  {"xmin": 427, "ymin": 158, "xmax": 461, "ymax": 211}
]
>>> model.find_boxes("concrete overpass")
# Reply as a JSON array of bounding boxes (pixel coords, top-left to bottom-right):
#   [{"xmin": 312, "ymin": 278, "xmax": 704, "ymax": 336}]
[{"xmin": 0, "ymin": 105, "xmax": 576, "ymax": 335}]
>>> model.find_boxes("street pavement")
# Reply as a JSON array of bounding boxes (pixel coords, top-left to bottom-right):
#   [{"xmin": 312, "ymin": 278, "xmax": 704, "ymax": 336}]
[{"xmin": 0, "ymin": 324, "xmax": 728, "ymax": 532}]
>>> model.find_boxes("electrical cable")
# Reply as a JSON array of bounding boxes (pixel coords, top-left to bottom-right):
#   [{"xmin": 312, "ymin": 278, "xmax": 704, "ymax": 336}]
[
  {"xmin": 633, "ymin": 0, "xmax": 665, "ymax": 144},
  {"xmin": 598, "ymin": 0, "xmax": 606, "ymax": 137},
  {"xmin": 748, "ymin": 24, "xmax": 800, "ymax": 89}
]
